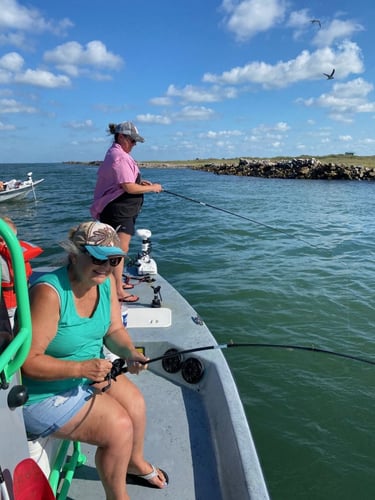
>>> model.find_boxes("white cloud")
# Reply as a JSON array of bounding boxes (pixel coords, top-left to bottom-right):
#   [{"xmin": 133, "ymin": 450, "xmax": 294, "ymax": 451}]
[
  {"xmin": 149, "ymin": 96, "xmax": 173, "ymax": 106},
  {"xmin": 0, "ymin": 120, "xmax": 15, "ymax": 130},
  {"xmin": 0, "ymin": 32, "xmax": 26, "ymax": 48},
  {"xmin": 287, "ymin": 8, "xmax": 311, "ymax": 29},
  {"xmin": 0, "ymin": 52, "xmax": 24, "ymax": 71},
  {"xmin": 65, "ymin": 119, "xmax": 94, "ymax": 129},
  {"xmin": 43, "ymin": 41, "xmax": 123, "ymax": 77},
  {"xmin": 286, "ymin": 11, "xmax": 364, "ymax": 47},
  {"xmin": 91, "ymin": 137, "xmax": 107, "ymax": 144},
  {"xmin": 137, "ymin": 113, "xmax": 171, "ymax": 125},
  {"xmin": 0, "ymin": 0, "xmax": 73, "ymax": 35},
  {"xmin": 221, "ymin": 0, "xmax": 287, "ymax": 41},
  {"xmin": 286, "ymin": 8, "xmax": 320, "ymax": 40},
  {"xmin": 14, "ymin": 69, "xmax": 71, "ymax": 88},
  {"xmin": 252, "ymin": 121, "xmax": 290, "ymax": 134},
  {"xmin": 175, "ymin": 106, "xmax": 216, "ymax": 121},
  {"xmin": 274, "ymin": 121, "xmax": 290, "ymax": 131},
  {"xmin": 0, "ymin": 51, "xmax": 71, "ymax": 87},
  {"xmin": 339, "ymin": 135, "xmax": 352, "ymax": 141},
  {"xmin": 203, "ymin": 41, "xmax": 364, "ymax": 88},
  {"xmin": 165, "ymin": 84, "xmax": 237, "ymax": 103},
  {"xmin": 200, "ymin": 129, "xmax": 244, "ymax": 139},
  {"xmin": 0, "ymin": 97, "xmax": 36, "ymax": 114},
  {"xmin": 312, "ymin": 19, "xmax": 364, "ymax": 48},
  {"xmin": 298, "ymin": 78, "xmax": 375, "ymax": 122}
]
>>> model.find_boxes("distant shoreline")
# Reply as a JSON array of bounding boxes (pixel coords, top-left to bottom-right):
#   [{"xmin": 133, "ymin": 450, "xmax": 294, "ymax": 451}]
[
  {"xmin": 62, "ymin": 160, "xmax": 189, "ymax": 168},
  {"xmin": 62, "ymin": 153, "xmax": 375, "ymax": 168},
  {"xmin": 62, "ymin": 155, "xmax": 375, "ymax": 181},
  {"xmin": 63, "ymin": 154, "xmax": 375, "ymax": 170}
]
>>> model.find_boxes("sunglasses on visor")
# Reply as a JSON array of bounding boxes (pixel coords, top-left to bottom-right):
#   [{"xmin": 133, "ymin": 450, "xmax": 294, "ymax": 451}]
[{"xmin": 83, "ymin": 249, "xmax": 123, "ymax": 267}]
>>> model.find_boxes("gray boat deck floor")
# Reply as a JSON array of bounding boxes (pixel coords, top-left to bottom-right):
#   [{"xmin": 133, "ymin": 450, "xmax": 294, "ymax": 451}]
[
  {"xmin": 67, "ymin": 369, "xmax": 222, "ymax": 500},
  {"xmin": 39, "ymin": 269, "xmax": 269, "ymax": 500},
  {"xmin": 66, "ymin": 273, "xmax": 224, "ymax": 500}
]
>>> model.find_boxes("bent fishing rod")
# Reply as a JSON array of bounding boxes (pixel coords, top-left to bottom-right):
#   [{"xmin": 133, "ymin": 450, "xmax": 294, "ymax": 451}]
[
  {"xmin": 141, "ymin": 342, "xmax": 374, "ymax": 366},
  {"xmin": 163, "ymin": 189, "xmax": 320, "ymax": 249},
  {"xmin": 109, "ymin": 342, "xmax": 374, "ymax": 380}
]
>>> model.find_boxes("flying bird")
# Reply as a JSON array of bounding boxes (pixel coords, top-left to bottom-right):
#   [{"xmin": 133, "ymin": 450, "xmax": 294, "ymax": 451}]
[
  {"xmin": 323, "ymin": 69, "xmax": 335, "ymax": 80},
  {"xmin": 310, "ymin": 19, "xmax": 321, "ymax": 28}
]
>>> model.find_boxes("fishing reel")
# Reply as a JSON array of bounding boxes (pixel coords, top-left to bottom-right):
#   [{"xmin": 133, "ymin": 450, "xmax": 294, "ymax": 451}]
[
  {"xmin": 110, "ymin": 358, "xmax": 128, "ymax": 380},
  {"xmin": 135, "ymin": 228, "xmax": 158, "ymax": 275},
  {"xmin": 162, "ymin": 348, "xmax": 205, "ymax": 384},
  {"xmin": 93, "ymin": 359, "xmax": 128, "ymax": 393}
]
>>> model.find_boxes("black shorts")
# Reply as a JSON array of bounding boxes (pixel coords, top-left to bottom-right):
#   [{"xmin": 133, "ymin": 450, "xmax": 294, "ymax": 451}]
[
  {"xmin": 99, "ymin": 194, "xmax": 143, "ymax": 236},
  {"xmin": 100, "ymin": 212, "xmax": 137, "ymax": 236}
]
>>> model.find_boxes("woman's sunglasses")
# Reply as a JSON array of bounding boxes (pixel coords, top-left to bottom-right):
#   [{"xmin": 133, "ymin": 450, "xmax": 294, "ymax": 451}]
[{"xmin": 84, "ymin": 250, "xmax": 123, "ymax": 267}]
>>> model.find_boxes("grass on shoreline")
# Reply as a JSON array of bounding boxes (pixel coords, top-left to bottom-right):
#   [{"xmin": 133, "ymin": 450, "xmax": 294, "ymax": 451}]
[
  {"xmin": 140, "ymin": 154, "xmax": 375, "ymax": 169},
  {"xmin": 65, "ymin": 154, "xmax": 375, "ymax": 169}
]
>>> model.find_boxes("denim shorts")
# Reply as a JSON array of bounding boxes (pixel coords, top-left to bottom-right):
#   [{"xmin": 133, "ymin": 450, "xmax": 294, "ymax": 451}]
[{"xmin": 23, "ymin": 384, "xmax": 95, "ymax": 440}]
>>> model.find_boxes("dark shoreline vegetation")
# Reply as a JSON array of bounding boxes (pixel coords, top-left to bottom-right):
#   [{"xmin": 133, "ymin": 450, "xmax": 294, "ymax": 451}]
[{"xmin": 63, "ymin": 154, "xmax": 375, "ymax": 181}]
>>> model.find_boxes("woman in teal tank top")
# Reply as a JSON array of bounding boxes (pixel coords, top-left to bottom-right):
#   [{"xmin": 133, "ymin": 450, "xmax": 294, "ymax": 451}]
[{"xmin": 22, "ymin": 221, "xmax": 169, "ymax": 497}]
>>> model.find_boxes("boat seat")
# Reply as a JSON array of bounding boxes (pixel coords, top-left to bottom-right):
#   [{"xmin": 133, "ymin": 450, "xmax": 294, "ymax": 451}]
[{"xmin": 28, "ymin": 438, "xmax": 86, "ymax": 499}]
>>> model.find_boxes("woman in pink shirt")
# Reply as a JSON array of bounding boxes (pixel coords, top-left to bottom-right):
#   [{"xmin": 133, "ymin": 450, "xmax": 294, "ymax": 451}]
[{"xmin": 91, "ymin": 122, "xmax": 162, "ymax": 302}]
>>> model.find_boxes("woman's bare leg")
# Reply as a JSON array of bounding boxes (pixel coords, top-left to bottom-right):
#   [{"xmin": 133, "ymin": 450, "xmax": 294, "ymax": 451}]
[
  {"xmin": 115, "ymin": 233, "xmax": 132, "ymax": 299},
  {"xmin": 54, "ymin": 376, "xmax": 166, "ymax": 496},
  {"xmin": 104, "ymin": 375, "xmax": 167, "ymax": 487},
  {"xmin": 54, "ymin": 392, "xmax": 133, "ymax": 500}
]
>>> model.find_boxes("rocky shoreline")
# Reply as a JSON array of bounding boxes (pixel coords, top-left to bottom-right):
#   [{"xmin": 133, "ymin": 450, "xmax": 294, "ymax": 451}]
[
  {"xmin": 63, "ymin": 157, "xmax": 375, "ymax": 180},
  {"xmin": 192, "ymin": 157, "xmax": 375, "ymax": 181}
]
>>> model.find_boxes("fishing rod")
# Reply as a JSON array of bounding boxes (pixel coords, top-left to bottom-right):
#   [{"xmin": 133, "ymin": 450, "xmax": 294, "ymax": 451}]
[
  {"xmin": 142, "ymin": 342, "xmax": 375, "ymax": 366},
  {"xmin": 109, "ymin": 342, "xmax": 374, "ymax": 381},
  {"xmin": 163, "ymin": 189, "xmax": 320, "ymax": 249}
]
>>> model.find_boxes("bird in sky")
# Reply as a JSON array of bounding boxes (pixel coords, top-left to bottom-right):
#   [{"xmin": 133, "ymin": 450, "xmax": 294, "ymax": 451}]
[
  {"xmin": 323, "ymin": 69, "xmax": 335, "ymax": 80},
  {"xmin": 310, "ymin": 19, "xmax": 321, "ymax": 28}
]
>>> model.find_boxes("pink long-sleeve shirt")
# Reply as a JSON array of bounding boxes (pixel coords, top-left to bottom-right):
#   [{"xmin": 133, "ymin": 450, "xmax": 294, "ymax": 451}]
[{"xmin": 90, "ymin": 143, "xmax": 140, "ymax": 219}]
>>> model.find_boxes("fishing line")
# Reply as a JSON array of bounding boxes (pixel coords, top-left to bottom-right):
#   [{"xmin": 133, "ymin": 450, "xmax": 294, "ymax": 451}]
[
  {"xmin": 163, "ymin": 189, "xmax": 320, "ymax": 249},
  {"xmin": 141, "ymin": 342, "xmax": 374, "ymax": 366},
  {"xmin": 111, "ymin": 343, "xmax": 374, "ymax": 379}
]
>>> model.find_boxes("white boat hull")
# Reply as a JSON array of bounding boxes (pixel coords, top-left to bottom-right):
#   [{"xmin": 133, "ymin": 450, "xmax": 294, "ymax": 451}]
[{"xmin": 0, "ymin": 178, "xmax": 44, "ymax": 202}]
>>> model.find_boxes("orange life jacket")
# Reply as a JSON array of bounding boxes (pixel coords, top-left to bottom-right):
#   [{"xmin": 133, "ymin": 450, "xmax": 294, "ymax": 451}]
[{"xmin": 0, "ymin": 240, "xmax": 43, "ymax": 309}]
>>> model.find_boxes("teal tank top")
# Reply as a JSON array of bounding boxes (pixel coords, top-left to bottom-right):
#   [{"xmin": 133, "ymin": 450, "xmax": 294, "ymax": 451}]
[{"xmin": 23, "ymin": 266, "xmax": 111, "ymax": 405}]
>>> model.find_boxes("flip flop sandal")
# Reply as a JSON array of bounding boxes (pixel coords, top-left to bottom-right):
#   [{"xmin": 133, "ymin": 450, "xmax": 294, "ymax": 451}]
[
  {"xmin": 118, "ymin": 294, "xmax": 139, "ymax": 303},
  {"xmin": 126, "ymin": 464, "xmax": 169, "ymax": 489},
  {"xmin": 122, "ymin": 283, "xmax": 134, "ymax": 289}
]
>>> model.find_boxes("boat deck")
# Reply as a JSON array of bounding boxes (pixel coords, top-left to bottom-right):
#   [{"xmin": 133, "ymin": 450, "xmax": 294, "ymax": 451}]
[
  {"xmin": 33, "ymin": 269, "xmax": 269, "ymax": 500},
  {"xmin": 68, "ymin": 368, "xmax": 223, "ymax": 500}
]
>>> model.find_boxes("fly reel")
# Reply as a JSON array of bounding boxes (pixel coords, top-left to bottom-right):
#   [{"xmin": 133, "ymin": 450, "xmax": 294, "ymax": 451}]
[{"xmin": 161, "ymin": 348, "xmax": 205, "ymax": 384}]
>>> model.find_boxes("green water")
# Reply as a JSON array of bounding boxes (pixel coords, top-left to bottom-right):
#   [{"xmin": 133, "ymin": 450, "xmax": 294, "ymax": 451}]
[{"xmin": 1, "ymin": 163, "xmax": 374, "ymax": 499}]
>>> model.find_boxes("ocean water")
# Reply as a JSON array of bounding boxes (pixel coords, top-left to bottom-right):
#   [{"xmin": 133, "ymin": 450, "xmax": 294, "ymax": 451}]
[{"xmin": 1, "ymin": 163, "xmax": 374, "ymax": 500}]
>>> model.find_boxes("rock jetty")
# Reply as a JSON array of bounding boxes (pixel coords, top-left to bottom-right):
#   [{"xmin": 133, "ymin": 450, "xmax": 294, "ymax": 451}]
[{"xmin": 192, "ymin": 157, "xmax": 375, "ymax": 181}]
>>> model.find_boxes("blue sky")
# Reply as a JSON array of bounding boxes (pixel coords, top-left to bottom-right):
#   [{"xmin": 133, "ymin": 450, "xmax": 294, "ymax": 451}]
[{"xmin": 0, "ymin": 0, "xmax": 374, "ymax": 163}]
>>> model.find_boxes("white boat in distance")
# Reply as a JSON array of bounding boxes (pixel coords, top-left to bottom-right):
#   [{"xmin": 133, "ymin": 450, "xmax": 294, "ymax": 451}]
[
  {"xmin": 0, "ymin": 226, "xmax": 269, "ymax": 500},
  {"xmin": 0, "ymin": 172, "xmax": 44, "ymax": 202}
]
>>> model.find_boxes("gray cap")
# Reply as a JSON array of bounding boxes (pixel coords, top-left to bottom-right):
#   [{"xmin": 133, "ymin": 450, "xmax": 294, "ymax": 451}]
[{"xmin": 115, "ymin": 121, "xmax": 145, "ymax": 143}]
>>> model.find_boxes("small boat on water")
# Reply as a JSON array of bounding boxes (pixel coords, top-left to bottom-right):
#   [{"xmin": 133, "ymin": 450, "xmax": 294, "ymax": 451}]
[
  {"xmin": 0, "ymin": 222, "xmax": 269, "ymax": 499},
  {"xmin": 0, "ymin": 172, "xmax": 44, "ymax": 202}
]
